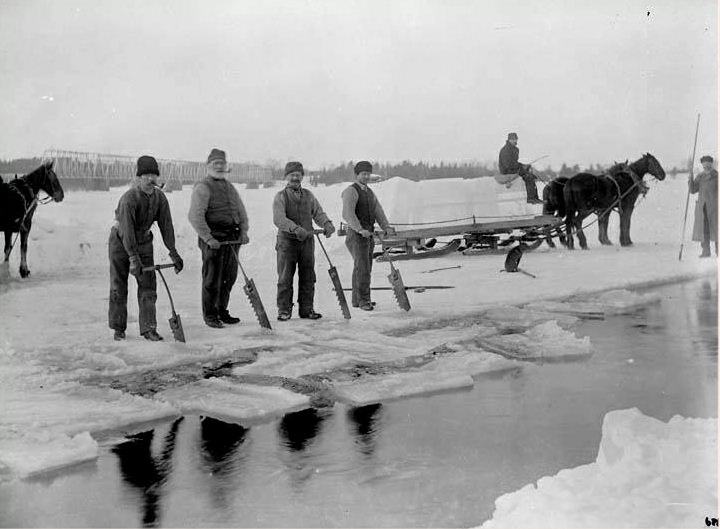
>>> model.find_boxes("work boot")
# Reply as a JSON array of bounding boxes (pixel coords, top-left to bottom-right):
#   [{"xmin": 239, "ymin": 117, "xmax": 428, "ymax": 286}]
[
  {"xmin": 299, "ymin": 310, "xmax": 322, "ymax": 320},
  {"xmin": 525, "ymin": 178, "xmax": 543, "ymax": 204},
  {"xmin": 142, "ymin": 329, "xmax": 164, "ymax": 341},
  {"xmin": 219, "ymin": 312, "xmax": 241, "ymax": 325},
  {"xmin": 204, "ymin": 318, "xmax": 224, "ymax": 329},
  {"xmin": 113, "ymin": 330, "xmax": 126, "ymax": 341},
  {"xmin": 359, "ymin": 303, "xmax": 375, "ymax": 311},
  {"xmin": 277, "ymin": 311, "xmax": 292, "ymax": 322},
  {"xmin": 352, "ymin": 301, "xmax": 376, "ymax": 308}
]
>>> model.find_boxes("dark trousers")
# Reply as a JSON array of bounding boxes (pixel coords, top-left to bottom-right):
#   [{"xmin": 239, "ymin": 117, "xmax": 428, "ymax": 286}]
[
  {"xmin": 345, "ymin": 229, "xmax": 375, "ymax": 306},
  {"xmin": 701, "ymin": 205, "xmax": 718, "ymax": 254},
  {"xmin": 518, "ymin": 165, "xmax": 540, "ymax": 201},
  {"xmin": 108, "ymin": 228, "xmax": 157, "ymax": 334},
  {"xmin": 276, "ymin": 235, "xmax": 316, "ymax": 313},
  {"xmin": 200, "ymin": 239, "xmax": 238, "ymax": 321}
]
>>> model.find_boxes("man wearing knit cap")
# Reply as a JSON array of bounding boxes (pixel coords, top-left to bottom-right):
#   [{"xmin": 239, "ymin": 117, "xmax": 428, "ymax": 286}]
[
  {"xmin": 273, "ymin": 161, "xmax": 335, "ymax": 321},
  {"xmin": 188, "ymin": 148, "xmax": 250, "ymax": 328},
  {"xmin": 498, "ymin": 132, "xmax": 543, "ymax": 204},
  {"xmin": 689, "ymin": 155, "xmax": 718, "ymax": 258},
  {"xmin": 108, "ymin": 155, "xmax": 184, "ymax": 341},
  {"xmin": 341, "ymin": 161, "xmax": 395, "ymax": 311}
]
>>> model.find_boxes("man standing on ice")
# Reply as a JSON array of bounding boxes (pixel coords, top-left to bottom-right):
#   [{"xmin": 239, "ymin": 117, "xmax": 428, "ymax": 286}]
[
  {"xmin": 690, "ymin": 155, "xmax": 718, "ymax": 258},
  {"xmin": 273, "ymin": 161, "xmax": 335, "ymax": 321},
  {"xmin": 188, "ymin": 148, "xmax": 249, "ymax": 329},
  {"xmin": 498, "ymin": 132, "xmax": 544, "ymax": 204},
  {"xmin": 108, "ymin": 155, "xmax": 183, "ymax": 341},
  {"xmin": 342, "ymin": 161, "xmax": 395, "ymax": 311}
]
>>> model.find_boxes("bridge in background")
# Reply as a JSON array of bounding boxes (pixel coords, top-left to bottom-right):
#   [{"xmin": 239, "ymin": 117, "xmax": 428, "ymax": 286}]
[{"xmin": 42, "ymin": 149, "xmax": 273, "ymax": 190}]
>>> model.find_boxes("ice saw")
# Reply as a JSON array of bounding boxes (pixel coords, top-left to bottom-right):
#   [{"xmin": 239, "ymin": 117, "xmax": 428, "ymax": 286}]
[
  {"xmin": 143, "ymin": 263, "xmax": 186, "ymax": 342},
  {"xmin": 222, "ymin": 241, "xmax": 272, "ymax": 330},
  {"xmin": 314, "ymin": 230, "xmax": 351, "ymax": 319}
]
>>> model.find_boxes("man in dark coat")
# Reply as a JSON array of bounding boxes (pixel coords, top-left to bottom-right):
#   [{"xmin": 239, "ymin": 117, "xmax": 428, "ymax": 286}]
[
  {"xmin": 341, "ymin": 161, "xmax": 395, "ymax": 311},
  {"xmin": 273, "ymin": 161, "xmax": 335, "ymax": 321},
  {"xmin": 188, "ymin": 148, "xmax": 249, "ymax": 328},
  {"xmin": 108, "ymin": 155, "xmax": 183, "ymax": 341},
  {"xmin": 690, "ymin": 155, "xmax": 718, "ymax": 258},
  {"xmin": 498, "ymin": 132, "xmax": 543, "ymax": 204}
]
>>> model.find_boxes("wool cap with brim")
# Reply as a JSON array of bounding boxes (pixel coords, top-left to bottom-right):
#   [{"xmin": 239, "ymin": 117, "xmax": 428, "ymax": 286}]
[
  {"xmin": 207, "ymin": 148, "xmax": 227, "ymax": 164},
  {"xmin": 354, "ymin": 161, "xmax": 372, "ymax": 174},
  {"xmin": 136, "ymin": 155, "xmax": 160, "ymax": 176},
  {"xmin": 285, "ymin": 161, "xmax": 304, "ymax": 176},
  {"xmin": 700, "ymin": 155, "xmax": 714, "ymax": 163},
  {"xmin": 507, "ymin": 132, "xmax": 518, "ymax": 140}
]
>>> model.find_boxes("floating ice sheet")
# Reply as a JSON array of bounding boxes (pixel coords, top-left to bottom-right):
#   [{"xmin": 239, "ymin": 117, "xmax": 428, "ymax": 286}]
[
  {"xmin": 0, "ymin": 431, "xmax": 98, "ymax": 479},
  {"xmin": 331, "ymin": 371, "xmax": 474, "ymax": 406},
  {"xmin": 475, "ymin": 321, "xmax": 592, "ymax": 361},
  {"xmin": 525, "ymin": 289, "xmax": 662, "ymax": 318},
  {"xmin": 154, "ymin": 378, "xmax": 311, "ymax": 424}
]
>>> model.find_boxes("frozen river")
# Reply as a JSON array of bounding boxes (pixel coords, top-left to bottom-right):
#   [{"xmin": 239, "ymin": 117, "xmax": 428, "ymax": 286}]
[{"xmin": 1, "ymin": 278, "xmax": 716, "ymax": 528}]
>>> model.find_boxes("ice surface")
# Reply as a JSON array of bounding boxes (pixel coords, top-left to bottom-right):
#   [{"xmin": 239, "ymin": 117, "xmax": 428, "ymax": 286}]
[
  {"xmin": 331, "ymin": 371, "xmax": 474, "ymax": 406},
  {"xmin": 0, "ymin": 432, "xmax": 98, "ymax": 479},
  {"xmin": 0, "ymin": 174, "xmax": 715, "ymax": 480},
  {"xmin": 480, "ymin": 408, "xmax": 718, "ymax": 528},
  {"xmin": 154, "ymin": 378, "xmax": 311, "ymax": 425}
]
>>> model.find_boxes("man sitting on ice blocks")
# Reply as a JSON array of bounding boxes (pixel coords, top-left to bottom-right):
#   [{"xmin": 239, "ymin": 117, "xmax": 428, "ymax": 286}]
[{"xmin": 497, "ymin": 132, "xmax": 544, "ymax": 204}]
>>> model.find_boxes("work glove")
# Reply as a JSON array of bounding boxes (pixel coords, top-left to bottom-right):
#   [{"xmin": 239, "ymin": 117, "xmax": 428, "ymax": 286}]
[
  {"xmin": 206, "ymin": 238, "xmax": 221, "ymax": 250},
  {"xmin": 294, "ymin": 226, "xmax": 310, "ymax": 241},
  {"xmin": 323, "ymin": 222, "xmax": 335, "ymax": 238},
  {"xmin": 169, "ymin": 250, "xmax": 184, "ymax": 274},
  {"xmin": 240, "ymin": 233, "xmax": 250, "ymax": 245},
  {"xmin": 129, "ymin": 255, "xmax": 143, "ymax": 278},
  {"xmin": 358, "ymin": 229, "xmax": 373, "ymax": 238},
  {"xmin": 383, "ymin": 226, "xmax": 397, "ymax": 237}
]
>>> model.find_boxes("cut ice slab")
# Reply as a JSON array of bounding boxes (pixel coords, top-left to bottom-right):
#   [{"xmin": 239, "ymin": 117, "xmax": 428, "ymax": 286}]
[
  {"xmin": 475, "ymin": 321, "xmax": 592, "ymax": 362},
  {"xmin": 0, "ymin": 431, "xmax": 98, "ymax": 480},
  {"xmin": 154, "ymin": 378, "xmax": 311, "ymax": 425},
  {"xmin": 525, "ymin": 289, "xmax": 662, "ymax": 318},
  {"xmin": 331, "ymin": 371, "xmax": 474, "ymax": 406},
  {"xmin": 481, "ymin": 305, "xmax": 580, "ymax": 331}
]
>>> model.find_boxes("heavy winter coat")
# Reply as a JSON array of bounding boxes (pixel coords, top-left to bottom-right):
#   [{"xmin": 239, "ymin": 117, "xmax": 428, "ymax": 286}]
[{"xmin": 690, "ymin": 168, "xmax": 718, "ymax": 242}]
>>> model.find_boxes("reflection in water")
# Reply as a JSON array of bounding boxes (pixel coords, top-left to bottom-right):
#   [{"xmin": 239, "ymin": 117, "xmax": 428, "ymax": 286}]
[
  {"xmin": 199, "ymin": 416, "xmax": 249, "ymax": 511},
  {"xmin": 111, "ymin": 417, "xmax": 183, "ymax": 527},
  {"xmin": 347, "ymin": 404, "xmax": 383, "ymax": 457},
  {"xmin": 278, "ymin": 408, "xmax": 327, "ymax": 490}
]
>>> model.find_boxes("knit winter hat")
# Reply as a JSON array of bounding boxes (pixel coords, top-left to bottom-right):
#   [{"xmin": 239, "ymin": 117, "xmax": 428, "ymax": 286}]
[
  {"xmin": 354, "ymin": 161, "xmax": 373, "ymax": 175},
  {"xmin": 700, "ymin": 155, "xmax": 714, "ymax": 163},
  {"xmin": 507, "ymin": 132, "xmax": 518, "ymax": 140},
  {"xmin": 207, "ymin": 148, "xmax": 227, "ymax": 164},
  {"xmin": 285, "ymin": 161, "xmax": 304, "ymax": 176},
  {"xmin": 136, "ymin": 155, "xmax": 160, "ymax": 176}
]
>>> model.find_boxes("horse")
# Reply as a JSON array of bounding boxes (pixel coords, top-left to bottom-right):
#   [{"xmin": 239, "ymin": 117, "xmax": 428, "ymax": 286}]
[
  {"xmin": 542, "ymin": 176, "xmax": 569, "ymax": 247},
  {"xmin": 563, "ymin": 152, "xmax": 665, "ymax": 250},
  {"xmin": 1, "ymin": 160, "xmax": 64, "ymax": 277}
]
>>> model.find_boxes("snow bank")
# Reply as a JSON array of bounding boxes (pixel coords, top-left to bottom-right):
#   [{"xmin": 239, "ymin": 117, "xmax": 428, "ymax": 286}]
[{"xmin": 480, "ymin": 408, "xmax": 718, "ymax": 528}]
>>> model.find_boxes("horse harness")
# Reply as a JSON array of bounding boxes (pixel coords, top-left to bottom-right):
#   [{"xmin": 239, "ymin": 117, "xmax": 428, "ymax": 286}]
[{"xmin": 4, "ymin": 178, "xmax": 39, "ymax": 230}]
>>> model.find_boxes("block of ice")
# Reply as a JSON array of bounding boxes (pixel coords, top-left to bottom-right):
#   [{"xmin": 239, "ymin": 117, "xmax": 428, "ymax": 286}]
[
  {"xmin": 0, "ymin": 431, "xmax": 98, "ymax": 479},
  {"xmin": 155, "ymin": 378, "xmax": 311, "ymax": 424},
  {"xmin": 483, "ymin": 305, "xmax": 580, "ymax": 330},
  {"xmin": 475, "ymin": 321, "xmax": 592, "ymax": 361},
  {"xmin": 526, "ymin": 289, "xmax": 663, "ymax": 318},
  {"xmin": 480, "ymin": 408, "xmax": 718, "ymax": 528},
  {"xmin": 331, "ymin": 371, "xmax": 474, "ymax": 406}
]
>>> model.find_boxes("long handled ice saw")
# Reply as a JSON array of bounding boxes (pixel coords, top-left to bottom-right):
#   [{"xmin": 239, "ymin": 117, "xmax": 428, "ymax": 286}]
[
  {"xmin": 221, "ymin": 241, "xmax": 272, "ymax": 330},
  {"xmin": 142, "ymin": 263, "xmax": 186, "ymax": 342},
  {"xmin": 380, "ymin": 239, "xmax": 411, "ymax": 311},
  {"xmin": 314, "ymin": 230, "xmax": 351, "ymax": 319}
]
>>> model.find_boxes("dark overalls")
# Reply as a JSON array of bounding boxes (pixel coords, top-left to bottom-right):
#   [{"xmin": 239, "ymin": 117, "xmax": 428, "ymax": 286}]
[
  {"xmin": 345, "ymin": 183, "xmax": 377, "ymax": 307},
  {"xmin": 276, "ymin": 188, "xmax": 316, "ymax": 314}
]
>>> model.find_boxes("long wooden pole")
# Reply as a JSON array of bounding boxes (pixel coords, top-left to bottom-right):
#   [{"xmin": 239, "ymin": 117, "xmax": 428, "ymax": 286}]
[{"xmin": 678, "ymin": 113, "xmax": 701, "ymax": 261}]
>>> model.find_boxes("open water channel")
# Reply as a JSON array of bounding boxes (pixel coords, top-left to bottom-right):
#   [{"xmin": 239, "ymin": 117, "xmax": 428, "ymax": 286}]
[{"xmin": 1, "ymin": 278, "xmax": 717, "ymax": 527}]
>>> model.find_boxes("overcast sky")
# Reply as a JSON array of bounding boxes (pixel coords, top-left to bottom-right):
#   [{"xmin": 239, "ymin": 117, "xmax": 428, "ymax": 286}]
[{"xmin": 0, "ymin": 0, "xmax": 716, "ymax": 169}]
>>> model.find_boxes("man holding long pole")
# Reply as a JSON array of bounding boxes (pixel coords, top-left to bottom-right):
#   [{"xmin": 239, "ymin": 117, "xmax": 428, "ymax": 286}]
[{"xmin": 689, "ymin": 155, "xmax": 718, "ymax": 258}]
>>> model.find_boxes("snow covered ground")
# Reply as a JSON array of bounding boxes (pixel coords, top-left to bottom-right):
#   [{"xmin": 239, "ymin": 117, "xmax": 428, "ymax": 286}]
[{"xmin": 0, "ymin": 171, "xmax": 716, "ymax": 525}]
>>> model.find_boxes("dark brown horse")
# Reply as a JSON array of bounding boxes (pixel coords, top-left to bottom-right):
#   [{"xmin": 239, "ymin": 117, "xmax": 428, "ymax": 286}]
[
  {"xmin": 542, "ymin": 176, "xmax": 569, "ymax": 247},
  {"xmin": 1, "ymin": 160, "xmax": 64, "ymax": 277},
  {"xmin": 563, "ymin": 153, "xmax": 665, "ymax": 250}
]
